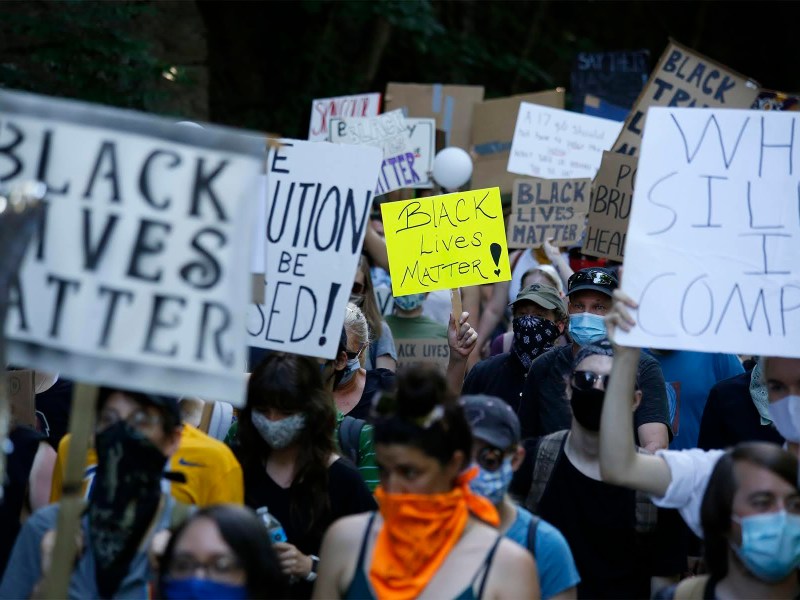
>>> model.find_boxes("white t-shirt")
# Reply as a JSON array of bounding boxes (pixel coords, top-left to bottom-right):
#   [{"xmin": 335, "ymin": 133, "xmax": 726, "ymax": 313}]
[{"xmin": 650, "ymin": 448, "xmax": 726, "ymax": 538}]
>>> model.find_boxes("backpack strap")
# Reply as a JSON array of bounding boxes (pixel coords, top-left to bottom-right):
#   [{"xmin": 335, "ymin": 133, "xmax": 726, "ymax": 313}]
[
  {"xmin": 338, "ymin": 416, "xmax": 366, "ymax": 466},
  {"xmin": 525, "ymin": 513, "xmax": 541, "ymax": 559},
  {"xmin": 633, "ymin": 446, "xmax": 659, "ymax": 533},
  {"xmin": 525, "ymin": 431, "xmax": 569, "ymax": 514}
]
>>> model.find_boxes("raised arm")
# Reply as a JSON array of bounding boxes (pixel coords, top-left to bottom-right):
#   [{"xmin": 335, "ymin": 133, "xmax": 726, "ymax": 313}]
[
  {"xmin": 600, "ymin": 289, "xmax": 672, "ymax": 496},
  {"xmin": 446, "ymin": 311, "xmax": 478, "ymax": 395},
  {"xmin": 542, "ymin": 238, "xmax": 574, "ymax": 289},
  {"xmin": 475, "ymin": 279, "xmax": 510, "ymax": 355},
  {"xmin": 363, "ymin": 223, "xmax": 389, "ymax": 271}
]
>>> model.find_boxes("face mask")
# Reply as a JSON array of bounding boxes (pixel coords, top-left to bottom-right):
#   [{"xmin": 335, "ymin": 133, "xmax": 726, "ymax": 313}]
[
  {"xmin": 162, "ymin": 578, "xmax": 247, "ymax": 600},
  {"xmin": 251, "ymin": 411, "xmax": 305, "ymax": 449},
  {"xmin": 568, "ymin": 312, "xmax": 607, "ymax": 346},
  {"xmin": 393, "ymin": 293, "xmax": 426, "ymax": 312},
  {"xmin": 569, "ymin": 386, "xmax": 605, "ymax": 432},
  {"xmin": 338, "ymin": 356, "xmax": 362, "ymax": 387},
  {"xmin": 90, "ymin": 420, "xmax": 168, "ymax": 598},
  {"xmin": 349, "ymin": 294, "xmax": 365, "ymax": 308},
  {"xmin": 469, "ymin": 457, "xmax": 514, "ymax": 505},
  {"xmin": 511, "ymin": 315, "xmax": 559, "ymax": 370},
  {"xmin": 732, "ymin": 510, "xmax": 800, "ymax": 582},
  {"xmin": 767, "ymin": 395, "xmax": 800, "ymax": 443}
]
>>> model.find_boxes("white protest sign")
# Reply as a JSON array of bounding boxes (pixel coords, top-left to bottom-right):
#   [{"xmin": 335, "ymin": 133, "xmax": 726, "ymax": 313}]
[
  {"xmin": 330, "ymin": 110, "xmax": 424, "ymax": 195},
  {"xmin": 247, "ymin": 139, "xmax": 383, "ymax": 359},
  {"xmin": 405, "ymin": 118, "xmax": 436, "ymax": 189},
  {"xmin": 617, "ymin": 107, "xmax": 800, "ymax": 358},
  {"xmin": 307, "ymin": 92, "xmax": 381, "ymax": 142},
  {"xmin": 507, "ymin": 103, "xmax": 623, "ymax": 179},
  {"xmin": 250, "ymin": 174, "xmax": 268, "ymax": 274},
  {"xmin": 1, "ymin": 89, "xmax": 264, "ymax": 405}
]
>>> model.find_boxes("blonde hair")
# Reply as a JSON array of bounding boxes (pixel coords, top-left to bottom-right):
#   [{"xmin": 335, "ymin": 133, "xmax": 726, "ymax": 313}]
[
  {"xmin": 344, "ymin": 302, "xmax": 370, "ymax": 353},
  {"xmin": 522, "ymin": 264, "xmax": 563, "ymax": 294}
]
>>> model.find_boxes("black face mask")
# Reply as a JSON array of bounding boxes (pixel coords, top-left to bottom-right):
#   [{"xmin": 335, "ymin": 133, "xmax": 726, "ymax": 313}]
[
  {"xmin": 89, "ymin": 420, "xmax": 167, "ymax": 598},
  {"xmin": 569, "ymin": 386, "xmax": 606, "ymax": 432}
]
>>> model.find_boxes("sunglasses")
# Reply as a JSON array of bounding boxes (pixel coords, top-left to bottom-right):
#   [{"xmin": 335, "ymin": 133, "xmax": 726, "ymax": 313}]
[
  {"xmin": 568, "ymin": 270, "xmax": 616, "ymax": 290},
  {"xmin": 476, "ymin": 446, "xmax": 506, "ymax": 472},
  {"xmin": 346, "ymin": 341, "xmax": 368, "ymax": 360},
  {"xmin": 351, "ymin": 281, "xmax": 365, "ymax": 295},
  {"xmin": 571, "ymin": 370, "xmax": 610, "ymax": 391}
]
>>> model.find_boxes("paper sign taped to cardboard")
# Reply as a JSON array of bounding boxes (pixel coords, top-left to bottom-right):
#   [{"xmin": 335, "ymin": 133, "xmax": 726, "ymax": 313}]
[
  {"xmin": 508, "ymin": 104, "xmax": 622, "ymax": 179},
  {"xmin": 7, "ymin": 370, "xmax": 35, "ymax": 428},
  {"xmin": 395, "ymin": 338, "xmax": 450, "ymax": 375},
  {"xmin": 506, "ymin": 177, "xmax": 591, "ymax": 248},
  {"xmin": 308, "ymin": 92, "xmax": 381, "ymax": 142},
  {"xmin": 582, "ymin": 152, "xmax": 638, "ymax": 261},
  {"xmin": 616, "ymin": 107, "xmax": 800, "ymax": 358},
  {"xmin": 611, "ymin": 39, "xmax": 759, "ymax": 156},
  {"xmin": 381, "ymin": 187, "xmax": 511, "ymax": 296}
]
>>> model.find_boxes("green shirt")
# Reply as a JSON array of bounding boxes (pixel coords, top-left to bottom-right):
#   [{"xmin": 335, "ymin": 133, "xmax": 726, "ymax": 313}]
[{"xmin": 385, "ymin": 314, "xmax": 448, "ymax": 340}]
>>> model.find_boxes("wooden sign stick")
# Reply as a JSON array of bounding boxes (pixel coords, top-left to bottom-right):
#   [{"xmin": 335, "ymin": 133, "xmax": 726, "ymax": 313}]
[{"xmin": 451, "ymin": 288, "xmax": 462, "ymax": 322}]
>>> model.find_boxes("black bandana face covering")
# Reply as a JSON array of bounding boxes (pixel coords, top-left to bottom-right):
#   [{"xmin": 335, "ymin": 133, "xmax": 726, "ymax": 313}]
[
  {"xmin": 569, "ymin": 386, "xmax": 606, "ymax": 432},
  {"xmin": 511, "ymin": 315, "xmax": 559, "ymax": 370},
  {"xmin": 89, "ymin": 420, "xmax": 167, "ymax": 599}
]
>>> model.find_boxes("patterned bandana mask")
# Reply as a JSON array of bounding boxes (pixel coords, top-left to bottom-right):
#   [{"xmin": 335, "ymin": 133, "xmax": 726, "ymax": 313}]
[
  {"xmin": 511, "ymin": 315, "xmax": 559, "ymax": 370},
  {"xmin": 251, "ymin": 411, "xmax": 306, "ymax": 449},
  {"xmin": 89, "ymin": 420, "xmax": 167, "ymax": 599}
]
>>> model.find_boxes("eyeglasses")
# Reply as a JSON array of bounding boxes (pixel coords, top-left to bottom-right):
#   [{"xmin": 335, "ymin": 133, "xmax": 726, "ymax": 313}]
[
  {"xmin": 568, "ymin": 269, "xmax": 616, "ymax": 291},
  {"xmin": 571, "ymin": 370, "xmax": 610, "ymax": 391},
  {"xmin": 476, "ymin": 446, "xmax": 506, "ymax": 472},
  {"xmin": 96, "ymin": 408, "xmax": 163, "ymax": 433},
  {"xmin": 351, "ymin": 281, "xmax": 365, "ymax": 295},
  {"xmin": 168, "ymin": 553, "xmax": 244, "ymax": 581},
  {"xmin": 346, "ymin": 341, "xmax": 369, "ymax": 360}
]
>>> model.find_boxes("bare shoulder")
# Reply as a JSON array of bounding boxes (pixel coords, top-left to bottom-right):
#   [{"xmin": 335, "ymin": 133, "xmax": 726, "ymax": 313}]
[
  {"xmin": 495, "ymin": 536, "xmax": 536, "ymax": 567},
  {"xmin": 326, "ymin": 512, "xmax": 373, "ymax": 543},
  {"xmin": 484, "ymin": 536, "xmax": 540, "ymax": 599}
]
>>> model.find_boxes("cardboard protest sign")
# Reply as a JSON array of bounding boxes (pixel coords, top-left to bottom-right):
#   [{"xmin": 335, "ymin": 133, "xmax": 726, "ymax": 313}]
[
  {"xmin": 384, "ymin": 83, "xmax": 485, "ymax": 151},
  {"xmin": 381, "ymin": 187, "xmax": 511, "ymax": 296},
  {"xmin": 507, "ymin": 104, "xmax": 622, "ymax": 180},
  {"xmin": 582, "ymin": 151, "xmax": 638, "ymax": 261},
  {"xmin": 7, "ymin": 370, "xmax": 35, "ymax": 428},
  {"xmin": 395, "ymin": 338, "xmax": 450, "ymax": 374},
  {"xmin": 0, "ymin": 89, "xmax": 264, "ymax": 405},
  {"xmin": 506, "ymin": 177, "xmax": 591, "ymax": 249},
  {"xmin": 471, "ymin": 90, "xmax": 565, "ymax": 194},
  {"xmin": 571, "ymin": 50, "xmax": 650, "ymax": 113},
  {"xmin": 247, "ymin": 140, "xmax": 383, "ymax": 359},
  {"xmin": 616, "ymin": 107, "xmax": 800, "ymax": 358},
  {"xmin": 612, "ymin": 39, "xmax": 760, "ymax": 156},
  {"xmin": 404, "ymin": 118, "xmax": 436, "ymax": 189},
  {"xmin": 308, "ymin": 92, "xmax": 381, "ymax": 142}
]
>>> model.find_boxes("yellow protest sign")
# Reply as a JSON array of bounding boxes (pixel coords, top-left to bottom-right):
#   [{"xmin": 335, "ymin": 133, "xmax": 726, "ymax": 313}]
[{"xmin": 381, "ymin": 187, "xmax": 511, "ymax": 296}]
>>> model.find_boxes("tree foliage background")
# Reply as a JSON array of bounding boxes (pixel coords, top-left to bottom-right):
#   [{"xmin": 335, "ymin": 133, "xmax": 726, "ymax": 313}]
[{"xmin": 0, "ymin": 0, "xmax": 796, "ymax": 137}]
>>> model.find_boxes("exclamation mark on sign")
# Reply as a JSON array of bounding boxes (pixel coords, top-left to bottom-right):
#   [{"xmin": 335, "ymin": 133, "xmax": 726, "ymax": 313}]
[
  {"xmin": 318, "ymin": 283, "xmax": 341, "ymax": 345},
  {"xmin": 490, "ymin": 243, "xmax": 502, "ymax": 276}
]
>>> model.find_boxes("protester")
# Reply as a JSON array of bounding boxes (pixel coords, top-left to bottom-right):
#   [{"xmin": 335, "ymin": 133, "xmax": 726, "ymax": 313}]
[
  {"xmin": 313, "ymin": 367, "xmax": 539, "ymax": 599},
  {"xmin": 462, "ymin": 284, "xmax": 567, "ymax": 410},
  {"xmin": 385, "ymin": 292, "xmax": 448, "ymax": 340},
  {"xmin": 518, "ymin": 267, "xmax": 670, "ymax": 452},
  {"xmin": 462, "ymin": 394, "xmax": 580, "ymax": 600},
  {"xmin": 520, "ymin": 341, "xmax": 686, "ymax": 598},
  {"xmin": 656, "ymin": 443, "xmax": 800, "ymax": 599},
  {"xmin": 351, "ymin": 255, "xmax": 397, "ymax": 372},
  {"xmin": 0, "ymin": 389, "xmax": 187, "ymax": 598},
  {"xmin": 600, "ymin": 287, "xmax": 800, "ymax": 538},
  {"xmin": 236, "ymin": 352, "xmax": 376, "ymax": 599},
  {"xmin": 159, "ymin": 504, "xmax": 287, "ymax": 600}
]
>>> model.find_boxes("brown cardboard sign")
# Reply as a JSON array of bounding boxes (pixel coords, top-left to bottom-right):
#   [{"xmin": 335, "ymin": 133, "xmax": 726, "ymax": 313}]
[
  {"xmin": 7, "ymin": 370, "xmax": 35, "ymax": 428},
  {"xmin": 612, "ymin": 39, "xmax": 760, "ymax": 156},
  {"xmin": 506, "ymin": 177, "xmax": 591, "ymax": 248},
  {"xmin": 582, "ymin": 151, "xmax": 638, "ymax": 261},
  {"xmin": 395, "ymin": 338, "xmax": 450, "ymax": 375},
  {"xmin": 470, "ymin": 90, "xmax": 565, "ymax": 194},
  {"xmin": 384, "ymin": 83, "xmax": 485, "ymax": 151}
]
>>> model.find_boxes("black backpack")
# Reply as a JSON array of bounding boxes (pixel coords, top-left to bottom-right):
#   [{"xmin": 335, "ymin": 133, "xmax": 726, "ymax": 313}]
[{"xmin": 337, "ymin": 415, "xmax": 366, "ymax": 466}]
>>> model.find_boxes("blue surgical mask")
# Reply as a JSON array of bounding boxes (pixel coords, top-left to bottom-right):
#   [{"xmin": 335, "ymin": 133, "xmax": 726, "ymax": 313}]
[
  {"xmin": 162, "ymin": 577, "xmax": 247, "ymax": 600},
  {"xmin": 568, "ymin": 312, "xmax": 607, "ymax": 346},
  {"xmin": 767, "ymin": 395, "xmax": 800, "ymax": 443},
  {"xmin": 469, "ymin": 457, "xmax": 514, "ymax": 505},
  {"xmin": 732, "ymin": 510, "xmax": 800, "ymax": 582},
  {"xmin": 338, "ymin": 356, "xmax": 362, "ymax": 387},
  {"xmin": 393, "ymin": 293, "xmax": 426, "ymax": 312}
]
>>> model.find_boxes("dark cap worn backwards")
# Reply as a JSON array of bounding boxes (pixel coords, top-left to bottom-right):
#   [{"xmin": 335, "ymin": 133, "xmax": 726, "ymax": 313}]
[
  {"xmin": 567, "ymin": 267, "xmax": 618, "ymax": 298},
  {"xmin": 509, "ymin": 283, "xmax": 567, "ymax": 319},
  {"xmin": 461, "ymin": 394, "xmax": 521, "ymax": 451}
]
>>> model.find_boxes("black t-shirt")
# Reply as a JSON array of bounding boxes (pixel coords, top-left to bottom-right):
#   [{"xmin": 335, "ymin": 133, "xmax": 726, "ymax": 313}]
[
  {"xmin": 242, "ymin": 457, "xmax": 376, "ymax": 598},
  {"xmin": 537, "ymin": 447, "xmax": 687, "ymax": 599},
  {"xmin": 347, "ymin": 368, "xmax": 396, "ymax": 421},
  {"xmin": 518, "ymin": 345, "xmax": 670, "ymax": 441},
  {"xmin": 698, "ymin": 371, "xmax": 785, "ymax": 451},
  {"xmin": 462, "ymin": 352, "xmax": 529, "ymax": 413},
  {"xmin": 34, "ymin": 378, "xmax": 73, "ymax": 450}
]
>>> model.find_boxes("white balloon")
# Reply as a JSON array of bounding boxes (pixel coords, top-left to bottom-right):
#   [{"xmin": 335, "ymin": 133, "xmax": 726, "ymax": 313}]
[{"xmin": 432, "ymin": 147, "xmax": 473, "ymax": 190}]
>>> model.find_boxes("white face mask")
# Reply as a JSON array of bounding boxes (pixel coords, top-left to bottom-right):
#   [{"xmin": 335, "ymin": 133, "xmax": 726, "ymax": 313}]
[{"xmin": 767, "ymin": 395, "xmax": 800, "ymax": 442}]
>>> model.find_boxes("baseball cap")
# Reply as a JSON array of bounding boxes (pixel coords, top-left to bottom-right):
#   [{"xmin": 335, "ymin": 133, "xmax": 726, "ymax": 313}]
[
  {"xmin": 567, "ymin": 267, "xmax": 618, "ymax": 298},
  {"xmin": 461, "ymin": 395, "xmax": 521, "ymax": 451},
  {"xmin": 509, "ymin": 283, "xmax": 567, "ymax": 319}
]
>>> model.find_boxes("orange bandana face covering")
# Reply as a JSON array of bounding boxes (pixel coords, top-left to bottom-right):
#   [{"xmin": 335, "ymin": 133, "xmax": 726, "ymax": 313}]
[{"xmin": 369, "ymin": 467, "xmax": 499, "ymax": 600}]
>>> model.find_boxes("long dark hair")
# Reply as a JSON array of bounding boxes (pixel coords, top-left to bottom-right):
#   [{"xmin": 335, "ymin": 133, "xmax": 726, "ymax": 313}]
[
  {"xmin": 238, "ymin": 352, "xmax": 336, "ymax": 531},
  {"xmin": 372, "ymin": 366, "xmax": 472, "ymax": 468},
  {"xmin": 700, "ymin": 442, "xmax": 799, "ymax": 579},
  {"xmin": 159, "ymin": 504, "xmax": 286, "ymax": 599}
]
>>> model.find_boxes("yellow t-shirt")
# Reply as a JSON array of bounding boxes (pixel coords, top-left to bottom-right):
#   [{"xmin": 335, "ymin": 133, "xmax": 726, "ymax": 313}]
[{"xmin": 50, "ymin": 424, "xmax": 243, "ymax": 506}]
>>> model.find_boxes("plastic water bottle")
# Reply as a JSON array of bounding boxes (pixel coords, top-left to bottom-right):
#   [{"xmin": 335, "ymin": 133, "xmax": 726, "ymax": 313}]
[{"xmin": 256, "ymin": 506, "xmax": 288, "ymax": 544}]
